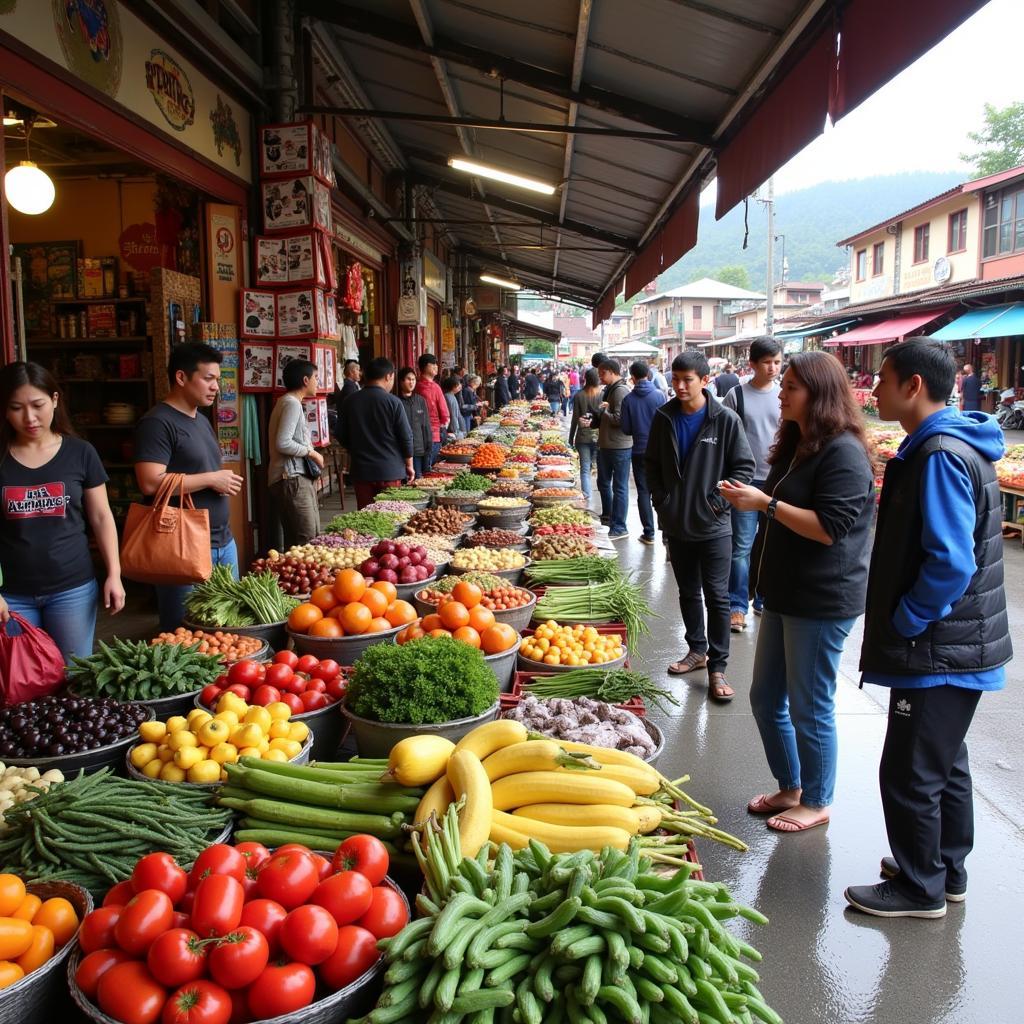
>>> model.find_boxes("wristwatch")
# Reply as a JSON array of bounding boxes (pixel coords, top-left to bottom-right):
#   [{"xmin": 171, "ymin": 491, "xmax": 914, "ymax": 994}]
[{"xmin": 766, "ymin": 498, "xmax": 779, "ymax": 520}]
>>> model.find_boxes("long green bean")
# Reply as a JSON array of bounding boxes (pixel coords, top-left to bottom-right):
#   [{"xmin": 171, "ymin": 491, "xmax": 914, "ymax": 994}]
[{"xmin": 533, "ymin": 578, "xmax": 655, "ymax": 642}]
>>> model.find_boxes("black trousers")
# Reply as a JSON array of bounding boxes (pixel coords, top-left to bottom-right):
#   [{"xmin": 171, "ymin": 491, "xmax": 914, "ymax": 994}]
[
  {"xmin": 666, "ymin": 535, "xmax": 732, "ymax": 674},
  {"xmin": 879, "ymin": 685, "xmax": 982, "ymax": 904}
]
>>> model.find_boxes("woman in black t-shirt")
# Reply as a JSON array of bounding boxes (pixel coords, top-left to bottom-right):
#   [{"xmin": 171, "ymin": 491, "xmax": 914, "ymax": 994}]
[{"xmin": 0, "ymin": 363, "xmax": 125, "ymax": 662}]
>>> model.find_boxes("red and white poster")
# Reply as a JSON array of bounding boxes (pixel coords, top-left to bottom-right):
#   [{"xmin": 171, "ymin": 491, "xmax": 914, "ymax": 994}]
[{"xmin": 3, "ymin": 484, "xmax": 69, "ymax": 519}]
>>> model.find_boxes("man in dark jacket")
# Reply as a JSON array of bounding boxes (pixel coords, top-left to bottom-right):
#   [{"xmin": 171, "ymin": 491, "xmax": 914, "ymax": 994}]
[
  {"xmin": 396, "ymin": 366, "xmax": 433, "ymax": 478},
  {"xmin": 509, "ymin": 368, "xmax": 521, "ymax": 400},
  {"xmin": 493, "ymin": 366, "xmax": 511, "ymax": 411},
  {"xmin": 845, "ymin": 339, "xmax": 1010, "ymax": 920},
  {"xmin": 645, "ymin": 349, "xmax": 754, "ymax": 700},
  {"xmin": 338, "ymin": 357, "xmax": 414, "ymax": 508},
  {"xmin": 620, "ymin": 361, "xmax": 666, "ymax": 545},
  {"xmin": 523, "ymin": 368, "xmax": 542, "ymax": 400}
]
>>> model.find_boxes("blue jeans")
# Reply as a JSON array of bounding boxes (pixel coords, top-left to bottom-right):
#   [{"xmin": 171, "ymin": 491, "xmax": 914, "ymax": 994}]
[
  {"xmin": 597, "ymin": 448, "xmax": 631, "ymax": 534},
  {"xmin": 549, "ymin": 400, "xmax": 561, "ymax": 416},
  {"xmin": 749, "ymin": 610, "xmax": 856, "ymax": 808},
  {"xmin": 430, "ymin": 441, "xmax": 442, "ymax": 468},
  {"xmin": 728, "ymin": 478, "xmax": 765, "ymax": 613},
  {"xmin": 576, "ymin": 442, "xmax": 598, "ymax": 501},
  {"xmin": 631, "ymin": 452, "xmax": 654, "ymax": 539},
  {"xmin": 413, "ymin": 454, "xmax": 429, "ymax": 478},
  {"xmin": 156, "ymin": 539, "xmax": 239, "ymax": 632},
  {"xmin": 3, "ymin": 579, "xmax": 99, "ymax": 664}
]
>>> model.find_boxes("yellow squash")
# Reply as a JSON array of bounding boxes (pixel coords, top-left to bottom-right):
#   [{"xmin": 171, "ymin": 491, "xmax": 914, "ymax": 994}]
[
  {"xmin": 385, "ymin": 735, "xmax": 456, "ymax": 787},
  {"xmin": 415, "ymin": 775, "xmax": 454, "ymax": 825},
  {"xmin": 446, "ymin": 750, "xmax": 493, "ymax": 858},
  {"xmin": 513, "ymin": 802, "xmax": 662, "ymax": 835},
  {"xmin": 481, "ymin": 740, "xmax": 599, "ymax": 782},
  {"xmin": 556, "ymin": 762, "xmax": 660, "ymax": 796},
  {"xmin": 489, "ymin": 771, "xmax": 636, "ymax": 811},
  {"xmin": 492, "ymin": 809, "xmax": 630, "ymax": 853},
  {"xmin": 454, "ymin": 719, "xmax": 528, "ymax": 760}
]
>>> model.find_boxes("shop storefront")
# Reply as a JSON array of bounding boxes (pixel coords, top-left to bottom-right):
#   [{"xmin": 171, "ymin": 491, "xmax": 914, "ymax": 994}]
[{"xmin": 1, "ymin": 0, "xmax": 255, "ymax": 555}]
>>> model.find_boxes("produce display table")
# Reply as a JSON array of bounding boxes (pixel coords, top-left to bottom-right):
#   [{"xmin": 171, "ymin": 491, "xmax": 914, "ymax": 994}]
[{"xmin": 1000, "ymin": 485, "xmax": 1024, "ymax": 545}]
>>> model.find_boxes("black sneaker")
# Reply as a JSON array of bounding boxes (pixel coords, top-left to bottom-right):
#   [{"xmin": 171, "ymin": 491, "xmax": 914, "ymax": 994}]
[
  {"xmin": 600, "ymin": 516, "xmax": 611, "ymax": 525},
  {"xmin": 638, "ymin": 535, "xmax": 655, "ymax": 546},
  {"xmin": 753, "ymin": 606, "xmax": 763, "ymax": 617},
  {"xmin": 879, "ymin": 856, "xmax": 966, "ymax": 902},
  {"xmin": 844, "ymin": 881, "xmax": 946, "ymax": 919}
]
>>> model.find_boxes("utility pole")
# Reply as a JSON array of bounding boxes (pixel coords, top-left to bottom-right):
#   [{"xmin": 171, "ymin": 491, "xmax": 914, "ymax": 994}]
[{"xmin": 765, "ymin": 176, "xmax": 775, "ymax": 334}]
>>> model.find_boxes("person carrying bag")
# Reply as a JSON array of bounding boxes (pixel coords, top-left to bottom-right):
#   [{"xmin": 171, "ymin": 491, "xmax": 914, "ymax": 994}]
[{"xmin": 120, "ymin": 473, "xmax": 212, "ymax": 585}]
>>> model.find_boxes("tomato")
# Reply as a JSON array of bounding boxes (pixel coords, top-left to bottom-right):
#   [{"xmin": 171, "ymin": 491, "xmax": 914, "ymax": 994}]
[
  {"xmin": 305, "ymin": 678, "xmax": 327, "ymax": 694},
  {"xmin": 227, "ymin": 660, "xmax": 260, "ymax": 686},
  {"xmin": 310, "ymin": 853, "xmax": 333, "ymax": 880},
  {"xmin": 104, "ymin": 880, "xmax": 137, "ymax": 908},
  {"xmin": 223, "ymin": 684, "xmax": 251, "ymax": 701},
  {"xmin": 357, "ymin": 886, "xmax": 408, "ymax": 939},
  {"xmin": 309, "ymin": 660, "xmax": 340, "ymax": 682},
  {"xmin": 79, "ymin": 905, "xmax": 122, "ymax": 954},
  {"xmin": 146, "ymin": 928, "xmax": 208, "ymax": 988},
  {"xmin": 318, "ymin": 925, "xmax": 380, "ymax": 991},
  {"xmin": 238, "ymin": 899, "xmax": 287, "ymax": 956},
  {"xmin": 189, "ymin": 844, "xmax": 247, "ymax": 886},
  {"xmin": 246, "ymin": 962, "xmax": 315, "ymax": 1019},
  {"xmin": 97, "ymin": 960, "xmax": 167, "ymax": 1024},
  {"xmin": 200, "ymin": 684, "xmax": 223, "ymax": 708},
  {"xmin": 325, "ymin": 676, "xmax": 346, "ymax": 701},
  {"xmin": 270, "ymin": 844, "xmax": 312, "ymax": 857},
  {"xmin": 162, "ymin": 980, "xmax": 233, "ymax": 1024},
  {"xmin": 295, "ymin": 654, "xmax": 320, "ymax": 674},
  {"xmin": 235, "ymin": 843, "xmax": 270, "ymax": 870},
  {"xmin": 114, "ymin": 889, "xmax": 174, "ymax": 956},
  {"xmin": 227, "ymin": 988, "xmax": 249, "ymax": 1024},
  {"xmin": 255, "ymin": 851, "xmax": 319, "ymax": 910},
  {"xmin": 299, "ymin": 690, "xmax": 328, "ymax": 712},
  {"xmin": 281, "ymin": 692, "xmax": 304, "ymax": 716},
  {"xmin": 279, "ymin": 905, "xmax": 338, "ymax": 965},
  {"xmin": 178, "ymin": 890, "xmax": 196, "ymax": 917},
  {"xmin": 263, "ymin": 663, "xmax": 294, "ymax": 689},
  {"xmin": 273, "ymin": 650, "xmax": 299, "ymax": 668},
  {"xmin": 191, "ymin": 875, "xmax": 244, "ymax": 938},
  {"xmin": 279, "ymin": 673, "xmax": 307, "ymax": 695},
  {"xmin": 310, "ymin": 871, "xmax": 372, "ymax": 927},
  {"xmin": 171, "ymin": 912, "xmax": 191, "ymax": 930},
  {"xmin": 132, "ymin": 853, "xmax": 188, "ymax": 904},
  {"xmin": 251, "ymin": 685, "xmax": 281, "ymax": 707},
  {"xmin": 75, "ymin": 948, "xmax": 132, "ymax": 1000},
  {"xmin": 332, "ymin": 836, "xmax": 389, "ymax": 886},
  {"xmin": 207, "ymin": 926, "xmax": 269, "ymax": 989}
]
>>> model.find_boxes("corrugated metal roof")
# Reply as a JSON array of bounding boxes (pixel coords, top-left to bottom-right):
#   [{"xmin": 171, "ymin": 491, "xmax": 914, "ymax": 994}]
[{"xmin": 637, "ymin": 278, "xmax": 766, "ymax": 303}]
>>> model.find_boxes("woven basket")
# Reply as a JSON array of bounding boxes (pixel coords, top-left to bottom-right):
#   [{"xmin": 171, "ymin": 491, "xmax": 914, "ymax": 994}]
[{"xmin": 0, "ymin": 881, "xmax": 92, "ymax": 1024}]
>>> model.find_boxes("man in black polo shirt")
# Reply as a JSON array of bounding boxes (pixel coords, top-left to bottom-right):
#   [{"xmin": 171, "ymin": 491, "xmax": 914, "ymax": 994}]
[{"xmin": 338, "ymin": 357, "xmax": 414, "ymax": 508}]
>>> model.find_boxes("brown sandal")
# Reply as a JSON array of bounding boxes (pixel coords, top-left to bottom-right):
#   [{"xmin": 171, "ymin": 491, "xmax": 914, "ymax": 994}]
[
  {"xmin": 708, "ymin": 672, "xmax": 734, "ymax": 701},
  {"xmin": 667, "ymin": 651, "xmax": 708, "ymax": 675}
]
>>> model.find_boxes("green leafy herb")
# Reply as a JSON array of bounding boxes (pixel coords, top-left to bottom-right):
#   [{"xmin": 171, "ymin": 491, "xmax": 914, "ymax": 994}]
[
  {"xmin": 325, "ymin": 510, "xmax": 405, "ymax": 538},
  {"xmin": 66, "ymin": 639, "xmax": 223, "ymax": 700},
  {"xmin": 446, "ymin": 472, "xmax": 490, "ymax": 493}
]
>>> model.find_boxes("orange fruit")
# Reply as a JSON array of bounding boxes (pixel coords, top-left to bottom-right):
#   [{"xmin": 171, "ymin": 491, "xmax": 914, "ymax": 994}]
[
  {"xmin": 333, "ymin": 568, "xmax": 367, "ymax": 604},
  {"xmin": 309, "ymin": 616, "xmax": 343, "ymax": 638},
  {"xmin": 453, "ymin": 625, "xmax": 482, "ymax": 648},
  {"xmin": 385, "ymin": 600, "xmax": 417, "ymax": 627},
  {"xmin": 310, "ymin": 585, "xmax": 338, "ymax": 612},
  {"xmin": 367, "ymin": 616, "xmax": 392, "ymax": 633},
  {"xmin": 467, "ymin": 605, "xmax": 496, "ymax": 632},
  {"xmin": 438, "ymin": 601, "xmax": 470, "ymax": 631},
  {"xmin": 452, "ymin": 580, "xmax": 483, "ymax": 609},
  {"xmin": 288, "ymin": 602, "xmax": 323, "ymax": 634},
  {"xmin": 428, "ymin": 628, "xmax": 453, "ymax": 638},
  {"xmin": 371, "ymin": 580, "xmax": 398, "ymax": 604},
  {"xmin": 481, "ymin": 622, "xmax": 518, "ymax": 654},
  {"xmin": 397, "ymin": 622, "xmax": 425, "ymax": 645},
  {"xmin": 359, "ymin": 588, "xmax": 389, "ymax": 618},
  {"xmin": 421, "ymin": 613, "xmax": 444, "ymax": 633},
  {"xmin": 340, "ymin": 601, "xmax": 373, "ymax": 635}
]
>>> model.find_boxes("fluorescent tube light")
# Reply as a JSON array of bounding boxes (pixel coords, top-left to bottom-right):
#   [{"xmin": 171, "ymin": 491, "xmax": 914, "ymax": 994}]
[
  {"xmin": 480, "ymin": 274, "xmax": 522, "ymax": 290},
  {"xmin": 449, "ymin": 157, "xmax": 556, "ymax": 195}
]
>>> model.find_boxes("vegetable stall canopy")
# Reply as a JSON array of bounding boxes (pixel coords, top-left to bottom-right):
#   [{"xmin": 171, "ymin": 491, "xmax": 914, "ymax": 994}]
[{"xmin": 298, "ymin": 0, "xmax": 990, "ymax": 326}]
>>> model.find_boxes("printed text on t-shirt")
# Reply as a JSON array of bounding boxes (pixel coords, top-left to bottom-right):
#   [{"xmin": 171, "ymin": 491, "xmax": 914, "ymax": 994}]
[{"xmin": 3, "ymin": 483, "xmax": 69, "ymax": 519}]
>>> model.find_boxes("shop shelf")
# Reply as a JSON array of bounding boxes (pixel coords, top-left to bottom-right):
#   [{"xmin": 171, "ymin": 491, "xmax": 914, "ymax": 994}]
[
  {"xmin": 52, "ymin": 296, "xmax": 147, "ymax": 304},
  {"xmin": 27, "ymin": 337, "xmax": 149, "ymax": 347}
]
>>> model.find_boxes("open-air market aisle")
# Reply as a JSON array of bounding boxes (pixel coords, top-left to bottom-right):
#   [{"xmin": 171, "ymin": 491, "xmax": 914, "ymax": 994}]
[{"xmin": 612, "ymin": 486, "xmax": 1024, "ymax": 1024}]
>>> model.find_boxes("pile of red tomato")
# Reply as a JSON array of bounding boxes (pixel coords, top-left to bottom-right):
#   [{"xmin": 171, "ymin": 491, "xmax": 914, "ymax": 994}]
[
  {"xmin": 74, "ymin": 837, "xmax": 407, "ymax": 1024},
  {"xmin": 199, "ymin": 652, "xmax": 347, "ymax": 716}
]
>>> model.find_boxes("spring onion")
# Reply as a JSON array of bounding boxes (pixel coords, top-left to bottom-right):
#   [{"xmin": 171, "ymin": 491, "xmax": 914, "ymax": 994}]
[{"xmin": 532, "ymin": 578, "xmax": 654, "ymax": 642}]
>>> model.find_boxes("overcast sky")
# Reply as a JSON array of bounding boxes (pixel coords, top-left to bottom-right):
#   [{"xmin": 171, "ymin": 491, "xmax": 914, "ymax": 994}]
[{"xmin": 702, "ymin": 0, "xmax": 1022, "ymax": 203}]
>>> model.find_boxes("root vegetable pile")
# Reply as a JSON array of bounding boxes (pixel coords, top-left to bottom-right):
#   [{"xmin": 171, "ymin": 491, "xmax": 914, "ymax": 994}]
[
  {"xmin": 150, "ymin": 629, "xmax": 264, "ymax": 662},
  {"xmin": 451, "ymin": 548, "xmax": 526, "ymax": 572},
  {"xmin": 404, "ymin": 507, "xmax": 474, "ymax": 535},
  {"xmin": 464, "ymin": 528, "xmax": 526, "ymax": 548},
  {"xmin": 506, "ymin": 694, "xmax": 655, "ymax": 757}
]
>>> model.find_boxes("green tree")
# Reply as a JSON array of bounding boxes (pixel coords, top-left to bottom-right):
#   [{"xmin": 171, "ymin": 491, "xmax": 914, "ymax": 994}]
[
  {"xmin": 961, "ymin": 102, "xmax": 1024, "ymax": 176},
  {"xmin": 712, "ymin": 264, "xmax": 751, "ymax": 289}
]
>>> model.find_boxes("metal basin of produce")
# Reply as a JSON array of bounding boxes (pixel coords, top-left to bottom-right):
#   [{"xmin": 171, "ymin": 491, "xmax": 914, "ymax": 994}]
[
  {"xmin": 516, "ymin": 646, "xmax": 629, "ymax": 674},
  {"xmin": 395, "ymin": 572, "xmax": 438, "ymax": 602},
  {"xmin": 183, "ymin": 618, "xmax": 288, "ymax": 654},
  {"xmin": 341, "ymin": 701, "xmax": 499, "ymax": 758},
  {"xmin": 641, "ymin": 718, "xmax": 665, "ymax": 768},
  {"xmin": 529, "ymin": 492, "xmax": 585, "ymax": 506},
  {"xmin": 484, "ymin": 638, "xmax": 521, "ymax": 692},
  {"xmin": 3, "ymin": 881, "xmax": 93, "ymax": 1024},
  {"xmin": 432, "ymin": 493, "xmax": 480, "ymax": 510},
  {"xmin": 450, "ymin": 557, "xmax": 530, "ymax": 585},
  {"xmin": 489, "ymin": 590, "xmax": 537, "ymax": 633},
  {"xmin": 532, "ymin": 477, "xmax": 576, "ymax": 489},
  {"xmin": 440, "ymin": 451, "xmax": 474, "ymax": 463},
  {"xmin": 3, "ymin": 706, "xmax": 156, "ymax": 776},
  {"xmin": 288, "ymin": 624, "xmax": 402, "ymax": 665},
  {"xmin": 125, "ymin": 733, "xmax": 312, "ymax": 790},
  {"xmin": 463, "ymin": 532, "xmax": 530, "ymax": 553},
  {"xmin": 476, "ymin": 509, "xmax": 532, "ymax": 531}
]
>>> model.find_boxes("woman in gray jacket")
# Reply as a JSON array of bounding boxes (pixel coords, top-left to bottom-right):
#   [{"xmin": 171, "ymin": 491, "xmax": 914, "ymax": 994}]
[{"xmin": 268, "ymin": 358, "xmax": 323, "ymax": 547}]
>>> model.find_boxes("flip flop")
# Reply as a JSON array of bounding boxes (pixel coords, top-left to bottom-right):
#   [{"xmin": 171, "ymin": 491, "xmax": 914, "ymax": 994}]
[
  {"xmin": 766, "ymin": 813, "xmax": 830, "ymax": 833},
  {"xmin": 747, "ymin": 793, "xmax": 798, "ymax": 815},
  {"xmin": 667, "ymin": 653, "xmax": 708, "ymax": 675}
]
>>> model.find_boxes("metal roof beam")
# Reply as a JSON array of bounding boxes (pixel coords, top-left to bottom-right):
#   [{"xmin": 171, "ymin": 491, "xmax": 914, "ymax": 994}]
[
  {"xmin": 459, "ymin": 245, "xmax": 601, "ymax": 297},
  {"xmin": 297, "ymin": 0, "xmax": 716, "ymax": 143}
]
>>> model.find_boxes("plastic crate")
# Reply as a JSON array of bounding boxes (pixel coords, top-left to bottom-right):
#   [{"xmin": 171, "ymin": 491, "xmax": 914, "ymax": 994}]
[
  {"xmin": 509, "ymin": 672, "xmax": 646, "ymax": 717},
  {"xmin": 685, "ymin": 839, "xmax": 703, "ymax": 881}
]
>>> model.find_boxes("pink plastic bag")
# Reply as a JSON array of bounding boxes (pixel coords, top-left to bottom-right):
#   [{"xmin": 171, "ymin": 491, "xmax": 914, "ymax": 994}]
[{"xmin": 0, "ymin": 613, "xmax": 67, "ymax": 705}]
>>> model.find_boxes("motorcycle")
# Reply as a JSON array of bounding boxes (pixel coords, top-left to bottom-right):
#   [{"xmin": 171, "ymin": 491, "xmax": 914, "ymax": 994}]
[{"xmin": 995, "ymin": 389, "xmax": 1024, "ymax": 430}]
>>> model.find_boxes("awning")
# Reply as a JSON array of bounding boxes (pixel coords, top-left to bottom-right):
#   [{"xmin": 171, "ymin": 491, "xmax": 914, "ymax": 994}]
[
  {"xmin": 824, "ymin": 308, "xmax": 952, "ymax": 347},
  {"xmin": 607, "ymin": 340, "xmax": 661, "ymax": 357},
  {"xmin": 930, "ymin": 303, "xmax": 1024, "ymax": 341},
  {"xmin": 774, "ymin": 318, "xmax": 859, "ymax": 339},
  {"xmin": 506, "ymin": 318, "xmax": 562, "ymax": 344}
]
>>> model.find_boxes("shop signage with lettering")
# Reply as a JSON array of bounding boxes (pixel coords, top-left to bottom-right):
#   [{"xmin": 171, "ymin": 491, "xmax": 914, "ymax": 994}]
[{"xmin": 145, "ymin": 49, "xmax": 195, "ymax": 130}]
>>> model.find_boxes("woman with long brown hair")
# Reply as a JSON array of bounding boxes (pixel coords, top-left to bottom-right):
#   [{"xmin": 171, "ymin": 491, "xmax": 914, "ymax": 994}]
[
  {"xmin": 720, "ymin": 350, "xmax": 875, "ymax": 833},
  {"xmin": 0, "ymin": 362, "xmax": 124, "ymax": 662}
]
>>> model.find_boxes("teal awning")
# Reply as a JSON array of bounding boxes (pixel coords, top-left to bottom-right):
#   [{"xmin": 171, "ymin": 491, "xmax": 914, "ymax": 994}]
[
  {"xmin": 931, "ymin": 303, "xmax": 1024, "ymax": 340},
  {"xmin": 774, "ymin": 318, "xmax": 858, "ymax": 339}
]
